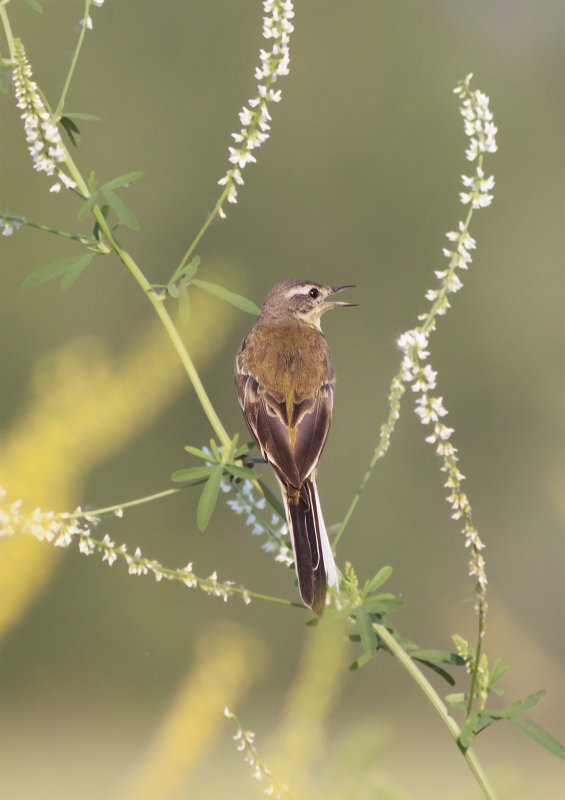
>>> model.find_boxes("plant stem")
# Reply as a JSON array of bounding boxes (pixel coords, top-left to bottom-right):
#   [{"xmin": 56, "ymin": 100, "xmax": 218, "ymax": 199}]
[
  {"xmin": 68, "ymin": 487, "xmax": 184, "ymax": 519},
  {"xmin": 375, "ymin": 623, "xmax": 499, "ymax": 800},
  {"xmin": 55, "ymin": 0, "xmax": 91, "ymax": 118},
  {"xmin": 61, "ymin": 149, "xmax": 232, "ymax": 452},
  {"xmin": 333, "ymin": 371, "xmax": 404, "ymax": 550},
  {"xmin": 0, "ymin": 0, "xmax": 16, "ymax": 58},
  {"xmin": 0, "ymin": 214, "xmax": 94, "ymax": 244},
  {"xmin": 171, "ymin": 186, "xmax": 231, "ymax": 284},
  {"xmin": 467, "ymin": 604, "xmax": 486, "ymax": 717}
]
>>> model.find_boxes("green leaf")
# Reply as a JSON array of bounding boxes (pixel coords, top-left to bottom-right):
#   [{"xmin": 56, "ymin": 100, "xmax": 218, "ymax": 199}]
[
  {"xmin": 224, "ymin": 464, "xmax": 255, "ymax": 480},
  {"xmin": 87, "ymin": 171, "xmax": 98, "ymax": 193},
  {"xmin": 25, "ymin": 0, "xmax": 43, "ymax": 12},
  {"xmin": 234, "ymin": 441, "xmax": 256, "ymax": 459},
  {"xmin": 356, "ymin": 608, "xmax": 377, "ymax": 657},
  {"xmin": 63, "ymin": 112, "xmax": 100, "ymax": 121},
  {"xmin": 197, "ymin": 467, "xmax": 223, "ymax": 531},
  {"xmin": 489, "ymin": 658, "xmax": 509, "ymax": 688},
  {"xmin": 191, "ymin": 279, "xmax": 261, "ymax": 315},
  {"xmin": 0, "ymin": 66, "xmax": 8, "ymax": 94},
  {"xmin": 314, "ymin": 603, "xmax": 355, "ymax": 627},
  {"xmin": 458, "ymin": 712, "xmax": 480, "ymax": 749},
  {"xmin": 362, "ymin": 593, "xmax": 405, "ymax": 614},
  {"xmin": 171, "ymin": 466, "xmax": 214, "ymax": 483},
  {"xmin": 60, "ymin": 116, "xmax": 81, "ymax": 148},
  {"xmin": 184, "ymin": 445, "xmax": 212, "ymax": 461},
  {"xmin": 474, "ymin": 716, "xmax": 496, "ymax": 736},
  {"xmin": 179, "ymin": 256, "xmax": 200, "ymax": 284},
  {"xmin": 445, "ymin": 693, "xmax": 466, "ymax": 709},
  {"xmin": 102, "ymin": 171, "xmax": 144, "ymax": 191},
  {"xmin": 78, "ymin": 192, "xmax": 100, "ymax": 221},
  {"xmin": 227, "ymin": 433, "xmax": 239, "ymax": 461},
  {"xmin": 101, "ymin": 187, "xmax": 139, "ymax": 230},
  {"xmin": 411, "ymin": 650, "xmax": 466, "ymax": 666},
  {"xmin": 60, "ymin": 254, "xmax": 94, "ymax": 290},
  {"xmin": 92, "ymin": 204, "xmax": 109, "ymax": 242},
  {"xmin": 209, "ymin": 438, "xmax": 221, "ymax": 463},
  {"xmin": 21, "ymin": 254, "xmax": 94, "ymax": 290},
  {"xmin": 349, "ymin": 652, "xmax": 374, "ymax": 671},
  {"xmin": 483, "ymin": 690, "xmax": 546, "ymax": 720},
  {"xmin": 412, "ymin": 658, "xmax": 456, "ymax": 686},
  {"xmin": 509, "ymin": 716, "xmax": 565, "ymax": 760},
  {"xmin": 364, "ymin": 565, "xmax": 393, "ymax": 595},
  {"xmin": 178, "ymin": 283, "xmax": 191, "ymax": 323}
]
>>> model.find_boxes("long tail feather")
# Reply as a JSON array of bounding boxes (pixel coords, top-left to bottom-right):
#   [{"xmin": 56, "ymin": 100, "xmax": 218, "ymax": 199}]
[{"xmin": 280, "ymin": 476, "xmax": 339, "ymax": 616}]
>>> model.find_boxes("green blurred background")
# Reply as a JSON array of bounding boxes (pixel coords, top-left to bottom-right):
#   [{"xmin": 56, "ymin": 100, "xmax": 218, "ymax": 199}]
[{"xmin": 1, "ymin": 1, "xmax": 563, "ymax": 798}]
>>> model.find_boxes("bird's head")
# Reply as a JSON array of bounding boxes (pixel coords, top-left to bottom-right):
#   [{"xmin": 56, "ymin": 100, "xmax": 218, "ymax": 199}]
[{"xmin": 260, "ymin": 280, "xmax": 357, "ymax": 329}]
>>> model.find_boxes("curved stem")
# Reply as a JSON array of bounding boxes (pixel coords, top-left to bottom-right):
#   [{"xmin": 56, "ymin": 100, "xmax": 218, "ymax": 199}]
[
  {"xmin": 375, "ymin": 623, "xmax": 499, "ymax": 800},
  {"xmin": 61, "ymin": 149, "xmax": 232, "ymax": 451}
]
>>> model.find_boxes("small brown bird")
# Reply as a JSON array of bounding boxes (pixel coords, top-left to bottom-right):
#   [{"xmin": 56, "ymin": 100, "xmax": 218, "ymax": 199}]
[{"xmin": 235, "ymin": 279, "xmax": 356, "ymax": 614}]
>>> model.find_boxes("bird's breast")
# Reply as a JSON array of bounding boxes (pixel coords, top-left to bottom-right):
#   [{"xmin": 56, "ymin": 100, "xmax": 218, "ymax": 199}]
[{"xmin": 243, "ymin": 324, "xmax": 334, "ymax": 401}]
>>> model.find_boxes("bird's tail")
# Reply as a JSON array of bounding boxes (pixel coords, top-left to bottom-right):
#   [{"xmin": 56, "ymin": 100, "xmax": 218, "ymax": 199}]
[{"xmin": 281, "ymin": 476, "xmax": 339, "ymax": 616}]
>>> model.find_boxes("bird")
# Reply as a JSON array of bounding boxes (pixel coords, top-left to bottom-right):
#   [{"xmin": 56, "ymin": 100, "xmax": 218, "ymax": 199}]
[{"xmin": 235, "ymin": 279, "xmax": 356, "ymax": 614}]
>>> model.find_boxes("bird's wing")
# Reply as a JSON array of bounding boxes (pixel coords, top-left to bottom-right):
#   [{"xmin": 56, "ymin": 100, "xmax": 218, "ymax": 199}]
[{"xmin": 236, "ymin": 372, "xmax": 333, "ymax": 490}]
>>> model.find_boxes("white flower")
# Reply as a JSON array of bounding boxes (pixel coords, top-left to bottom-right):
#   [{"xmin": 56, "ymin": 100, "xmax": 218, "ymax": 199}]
[
  {"xmin": 216, "ymin": 1, "xmax": 294, "ymax": 214},
  {"xmin": 11, "ymin": 40, "xmax": 72, "ymax": 191}
]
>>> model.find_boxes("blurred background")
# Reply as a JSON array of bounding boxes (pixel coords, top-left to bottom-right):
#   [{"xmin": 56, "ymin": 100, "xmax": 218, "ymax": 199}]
[{"xmin": 1, "ymin": 1, "xmax": 563, "ymax": 798}]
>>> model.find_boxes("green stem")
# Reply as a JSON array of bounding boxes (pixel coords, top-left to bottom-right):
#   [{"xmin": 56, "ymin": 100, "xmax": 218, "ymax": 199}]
[
  {"xmin": 375, "ymin": 623, "xmax": 499, "ymax": 800},
  {"xmin": 333, "ymin": 372, "xmax": 404, "ymax": 551},
  {"xmin": 0, "ymin": 214, "xmax": 95, "ymax": 244},
  {"xmin": 84, "ymin": 532, "xmax": 303, "ymax": 608},
  {"xmin": 60, "ymin": 150, "xmax": 232, "ymax": 451},
  {"xmin": 172, "ymin": 43, "xmax": 280, "ymax": 284},
  {"xmin": 54, "ymin": 0, "xmax": 91, "ymax": 118},
  {"xmin": 171, "ymin": 191, "xmax": 229, "ymax": 285},
  {"xmin": 467, "ymin": 604, "xmax": 486, "ymax": 717},
  {"xmin": 67, "ymin": 487, "xmax": 184, "ymax": 519},
  {"xmin": 0, "ymin": 0, "xmax": 16, "ymax": 58}
]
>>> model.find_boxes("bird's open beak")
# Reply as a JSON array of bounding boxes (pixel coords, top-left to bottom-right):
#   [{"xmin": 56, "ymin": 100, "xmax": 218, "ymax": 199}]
[{"xmin": 328, "ymin": 284, "xmax": 358, "ymax": 308}]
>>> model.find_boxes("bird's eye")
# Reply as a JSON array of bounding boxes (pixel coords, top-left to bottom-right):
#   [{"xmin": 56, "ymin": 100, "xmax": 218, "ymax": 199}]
[{"xmin": 309, "ymin": 288, "xmax": 319, "ymax": 299}]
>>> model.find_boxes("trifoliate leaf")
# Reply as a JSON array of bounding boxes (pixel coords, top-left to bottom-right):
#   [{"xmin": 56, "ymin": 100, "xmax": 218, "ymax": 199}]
[{"xmin": 21, "ymin": 253, "xmax": 94, "ymax": 290}]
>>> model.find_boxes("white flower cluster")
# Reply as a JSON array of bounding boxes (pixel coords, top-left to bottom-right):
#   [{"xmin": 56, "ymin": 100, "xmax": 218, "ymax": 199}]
[
  {"xmin": 224, "ymin": 478, "xmax": 267, "ymax": 536},
  {"xmin": 225, "ymin": 477, "xmax": 291, "ymax": 566},
  {"xmin": 0, "ymin": 487, "xmax": 250, "ymax": 604},
  {"xmin": 224, "ymin": 708, "xmax": 290, "ymax": 798},
  {"xmin": 0, "ymin": 489, "xmax": 98, "ymax": 548},
  {"xmin": 455, "ymin": 73, "xmax": 497, "ymax": 207},
  {"xmin": 217, "ymin": 0, "xmax": 294, "ymax": 216},
  {"xmin": 455, "ymin": 73, "xmax": 498, "ymax": 162},
  {"xmin": 11, "ymin": 39, "xmax": 76, "ymax": 193},
  {"xmin": 397, "ymin": 329, "xmax": 487, "ymax": 598},
  {"xmin": 397, "ymin": 330, "xmax": 451, "ymax": 448},
  {"xmin": 419, "ymin": 80, "xmax": 497, "ymax": 322},
  {"xmin": 394, "ymin": 76, "xmax": 497, "ymax": 603}
]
